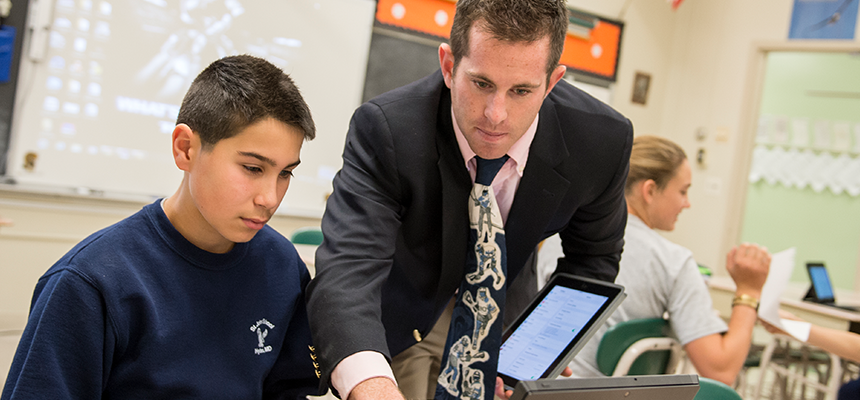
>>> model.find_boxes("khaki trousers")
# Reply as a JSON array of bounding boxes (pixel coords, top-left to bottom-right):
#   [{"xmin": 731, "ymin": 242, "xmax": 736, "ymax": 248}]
[{"xmin": 391, "ymin": 300, "xmax": 453, "ymax": 400}]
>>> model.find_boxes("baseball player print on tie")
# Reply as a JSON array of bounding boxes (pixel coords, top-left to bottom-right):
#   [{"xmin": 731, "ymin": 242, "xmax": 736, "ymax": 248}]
[{"xmin": 436, "ymin": 173, "xmax": 507, "ymax": 400}]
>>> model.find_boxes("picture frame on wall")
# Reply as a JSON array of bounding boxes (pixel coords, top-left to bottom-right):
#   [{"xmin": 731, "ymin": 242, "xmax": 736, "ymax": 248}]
[{"xmin": 631, "ymin": 71, "xmax": 651, "ymax": 105}]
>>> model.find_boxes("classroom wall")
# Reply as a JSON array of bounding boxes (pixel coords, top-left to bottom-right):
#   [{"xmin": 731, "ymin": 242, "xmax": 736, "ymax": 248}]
[
  {"xmin": 573, "ymin": 0, "xmax": 816, "ymax": 279},
  {"xmin": 740, "ymin": 52, "xmax": 860, "ymax": 290},
  {"xmin": 577, "ymin": 0, "xmax": 676, "ymax": 140},
  {"xmin": 653, "ymin": 0, "xmax": 811, "ymax": 277}
]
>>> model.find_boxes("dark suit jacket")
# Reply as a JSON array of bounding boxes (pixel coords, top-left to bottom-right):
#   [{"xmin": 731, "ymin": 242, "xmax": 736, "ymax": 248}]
[{"xmin": 306, "ymin": 70, "xmax": 633, "ymax": 391}]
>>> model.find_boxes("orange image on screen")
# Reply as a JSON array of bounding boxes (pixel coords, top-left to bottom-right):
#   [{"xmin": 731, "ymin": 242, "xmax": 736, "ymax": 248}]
[
  {"xmin": 375, "ymin": 0, "xmax": 622, "ymax": 81},
  {"xmin": 376, "ymin": 0, "xmax": 456, "ymax": 38},
  {"xmin": 559, "ymin": 21, "xmax": 622, "ymax": 80}
]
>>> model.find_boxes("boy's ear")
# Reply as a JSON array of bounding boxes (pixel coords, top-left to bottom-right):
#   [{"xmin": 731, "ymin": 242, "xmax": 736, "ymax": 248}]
[{"xmin": 172, "ymin": 124, "xmax": 196, "ymax": 172}]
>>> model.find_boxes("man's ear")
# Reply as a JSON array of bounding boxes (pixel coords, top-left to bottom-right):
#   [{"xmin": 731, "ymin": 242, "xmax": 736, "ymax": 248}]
[
  {"xmin": 439, "ymin": 43, "xmax": 455, "ymax": 88},
  {"xmin": 172, "ymin": 124, "xmax": 196, "ymax": 172},
  {"xmin": 544, "ymin": 65, "xmax": 567, "ymax": 97}
]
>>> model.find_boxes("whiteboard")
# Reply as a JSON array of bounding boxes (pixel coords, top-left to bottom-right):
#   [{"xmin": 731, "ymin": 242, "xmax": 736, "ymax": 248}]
[{"xmin": 7, "ymin": 0, "xmax": 375, "ymax": 218}]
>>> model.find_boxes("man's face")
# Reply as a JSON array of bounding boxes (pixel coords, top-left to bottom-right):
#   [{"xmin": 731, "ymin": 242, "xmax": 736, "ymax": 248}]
[{"xmin": 440, "ymin": 25, "xmax": 565, "ymax": 159}]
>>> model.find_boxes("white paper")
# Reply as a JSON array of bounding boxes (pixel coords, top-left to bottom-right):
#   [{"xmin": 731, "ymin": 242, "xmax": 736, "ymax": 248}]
[
  {"xmin": 833, "ymin": 122, "xmax": 852, "ymax": 152},
  {"xmin": 780, "ymin": 319, "xmax": 812, "ymax": 342},
  {"xmin": 758, "ymin": 247, "xmax": 796, "ymax": 327},
  {"xmin": 814, "ymin": 120, "xmax": 831, "ymax": 149},
  {"xmin": 853, "ymin": 123, "xmax": 860, "ymax": 153},
  {"xmin": 791, "ymin": 118, "xmax": 810, "ymax": 147},
  {"xmin": 773, "ymin": 116, "xmax": 789, "ymax": 144},
  {"xmin": 756, "ymin": 115, "xmax": 771, "ymax": 144}
]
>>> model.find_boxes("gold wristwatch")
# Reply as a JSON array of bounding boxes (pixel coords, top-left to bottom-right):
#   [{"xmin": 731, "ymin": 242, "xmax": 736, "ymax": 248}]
[{"xmin": 732, "ymin": 294, "xmax": 759, "ymax": 311}]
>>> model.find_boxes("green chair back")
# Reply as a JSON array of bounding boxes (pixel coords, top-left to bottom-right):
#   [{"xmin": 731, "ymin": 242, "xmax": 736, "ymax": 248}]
[
  {"xmin": 290, "ymin": 227, "xmax": 323, "ymax": 246},
  {"xmin": 693, "ymin": 377, "xmax": 742, "ymax": 400},
  {"xmin": 596, "ymin": 317, "xmax": 674, "ymax": 376}
]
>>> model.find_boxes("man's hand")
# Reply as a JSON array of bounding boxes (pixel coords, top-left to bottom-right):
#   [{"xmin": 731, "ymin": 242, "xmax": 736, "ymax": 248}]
[
  {"xmin": 348, "ymin": 377, "xmax": 404, "ymax": 400},
  {"xmin": 495, "ymin": 377, "xmax": 513, "ymax": 400},
  {"xmin": 725, "ymin": 243, "xmax": 771, "ymax": 299},
  {"xmin": 494, "ymin": 367, "xmax": 573, "ymax": 400}
]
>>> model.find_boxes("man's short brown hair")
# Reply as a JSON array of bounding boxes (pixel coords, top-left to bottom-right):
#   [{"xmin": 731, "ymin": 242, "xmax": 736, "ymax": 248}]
[{"xmin": 448, "ymin": 0, "xmax": 568, "ymax": 77}]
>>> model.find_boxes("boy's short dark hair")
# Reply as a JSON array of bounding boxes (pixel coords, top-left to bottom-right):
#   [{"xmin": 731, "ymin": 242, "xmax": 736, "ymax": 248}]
[
  {"xmin": 176, "ymin": 55, "xmax": 315, "ymax": 148},
  {"xmin": 449, "ymin": 0, "xmax": 568, "ymax": 78}
]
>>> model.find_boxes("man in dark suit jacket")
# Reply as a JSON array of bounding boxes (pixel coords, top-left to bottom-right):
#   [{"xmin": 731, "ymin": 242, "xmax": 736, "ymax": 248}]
[{"xmin": 306, "ymin": 1, "xmax": 633, "ymax": 399}]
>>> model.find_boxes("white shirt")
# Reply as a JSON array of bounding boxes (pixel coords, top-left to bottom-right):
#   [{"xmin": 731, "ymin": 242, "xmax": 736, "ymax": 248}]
[{"xmin": 563, "ymin": 215, "xmax": 728, "ymax": 378}]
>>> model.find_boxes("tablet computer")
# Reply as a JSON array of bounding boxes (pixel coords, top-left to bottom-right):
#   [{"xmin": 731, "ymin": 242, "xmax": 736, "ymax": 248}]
[
  {"xmin": 805, "ymin": 262, "xmax": 835, "ymax": 303},
  {"xmin": 498, "ymin": 273, "xmax": 625, "ymax": 389},
  {"xmin": 805, "ymin": 262, "xmax": 860, "ymax": 311},
  {"xmin": 510, "ymin": 374, "xmax": 700, "ymax": 400}
]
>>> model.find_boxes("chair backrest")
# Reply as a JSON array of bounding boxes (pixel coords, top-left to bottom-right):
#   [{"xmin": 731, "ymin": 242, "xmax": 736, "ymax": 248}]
[
  {"xmin": 290, "ymin": 227, "xmax": 323, "ymax": 246},
  {"xmin": 693, "ymin": 377, "xmax": 743, "ymax": 400},
  {"xmin": 596, "ymin": 317, "xmax": 681, "ymax": 376},
  {"xmin": 751, "ymin": 334, "xmax": 843, "ymax": 400}
]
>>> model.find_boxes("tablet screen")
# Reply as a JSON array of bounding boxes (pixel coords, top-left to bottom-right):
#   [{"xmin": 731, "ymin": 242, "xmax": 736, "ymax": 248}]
[
  {"xmin": 807, "ymin": 263, "xmax": 834, "ymax": 301},
  {"xmin": 497, "ymin": 274, "xmax": 624, "ymax": 387},
  {"xmin": 498, "ymin": 285, "xmax": 608, "ymax": 381}
]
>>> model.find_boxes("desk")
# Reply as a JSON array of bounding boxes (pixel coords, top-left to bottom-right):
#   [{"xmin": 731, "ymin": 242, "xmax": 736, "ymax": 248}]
[
  {"xmin": 0, "ymin": 311, "xmax": 27, "ymax": 394},
  {"xmin": 708, "ymin": 276, "xmax": 860, "ymax": 331}
]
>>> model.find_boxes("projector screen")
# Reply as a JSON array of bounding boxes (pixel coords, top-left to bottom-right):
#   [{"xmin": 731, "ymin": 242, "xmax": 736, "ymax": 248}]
[{"xmin": 7, "ymin": 0, "xmax": 375, "ymax": 217}]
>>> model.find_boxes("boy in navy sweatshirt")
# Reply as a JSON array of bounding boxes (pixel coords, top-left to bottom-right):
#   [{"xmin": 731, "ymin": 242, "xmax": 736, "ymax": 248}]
[{"xmin": 2, "ymin": 55, "xmax": 320, "ymax": 399}]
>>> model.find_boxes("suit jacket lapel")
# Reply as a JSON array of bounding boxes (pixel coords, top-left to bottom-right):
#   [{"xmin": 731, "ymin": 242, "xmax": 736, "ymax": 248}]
[
  {"xmin": 505, "ymin": 99, "xmax": 571, "ymax": 281},
  {"xmin": 436, "ymin": 93, "xmax": 471, "ymax": 306}
]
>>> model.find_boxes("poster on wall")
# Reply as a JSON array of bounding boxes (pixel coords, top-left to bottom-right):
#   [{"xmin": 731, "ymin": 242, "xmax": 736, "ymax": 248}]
[{"xmin": 788, "ymin": 0, "xmax": 858, "ymax": 39}]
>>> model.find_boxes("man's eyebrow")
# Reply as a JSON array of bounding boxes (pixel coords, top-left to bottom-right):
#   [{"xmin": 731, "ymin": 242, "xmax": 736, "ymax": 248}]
[{"xmin": 466, "ymin": 71, "xmax": 542, "ymax": 89}]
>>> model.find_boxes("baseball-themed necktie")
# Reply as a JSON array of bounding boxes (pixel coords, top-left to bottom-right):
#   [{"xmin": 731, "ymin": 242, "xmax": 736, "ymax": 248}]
[{"xmin": 436, "ymin": 155, "xmax": 509, "ymax": 400}]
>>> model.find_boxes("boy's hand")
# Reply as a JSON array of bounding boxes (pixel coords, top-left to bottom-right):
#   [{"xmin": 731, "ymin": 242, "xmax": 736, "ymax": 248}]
[{"xmin": 495, "ymin": 367, "xmax": 573, "ymax": 399}]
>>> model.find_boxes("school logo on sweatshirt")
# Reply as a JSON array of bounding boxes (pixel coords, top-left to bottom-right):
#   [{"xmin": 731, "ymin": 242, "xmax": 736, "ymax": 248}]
[{"xmin": 250, "ymin": 319, "xmax": 275, "ymax": 355}]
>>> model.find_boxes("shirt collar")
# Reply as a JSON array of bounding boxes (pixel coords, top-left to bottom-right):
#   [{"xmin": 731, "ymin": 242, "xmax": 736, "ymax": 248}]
[{"xmin": 452, "ymin": 108, "xmax": 538, "ymax": 176}]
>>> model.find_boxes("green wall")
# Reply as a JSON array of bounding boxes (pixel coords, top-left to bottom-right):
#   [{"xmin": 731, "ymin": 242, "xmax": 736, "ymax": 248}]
[
  {"xmin": 742, "ymin": 182, "xmax": 860, "ymax": 288},
  {"xmin": 740, "ymin": 52, "xmax": 860, "ymax": 289}
]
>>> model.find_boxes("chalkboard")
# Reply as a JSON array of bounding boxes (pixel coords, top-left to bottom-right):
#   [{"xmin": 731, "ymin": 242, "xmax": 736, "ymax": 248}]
[
  {"xmin": 0, "ymin": 0, "xmax": 28, "ymax": 176},
  {"xmin": 3, "ymin": 0, "xmax": 375, "ymax": 218}
]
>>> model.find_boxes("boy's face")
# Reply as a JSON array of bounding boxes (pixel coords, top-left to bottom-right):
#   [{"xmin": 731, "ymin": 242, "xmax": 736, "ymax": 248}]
[{"xmin": 176, "ymin": 117, "xmax": 303, "ymax": 253}]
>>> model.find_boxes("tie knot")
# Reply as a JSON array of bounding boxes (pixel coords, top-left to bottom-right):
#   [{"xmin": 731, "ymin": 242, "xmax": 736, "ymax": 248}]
[{"xmin": 475, "ymin": 155, "xmax": 509, "ymax": 186}]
